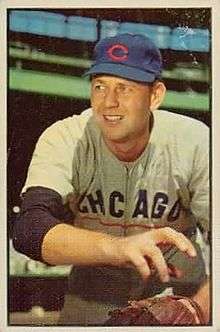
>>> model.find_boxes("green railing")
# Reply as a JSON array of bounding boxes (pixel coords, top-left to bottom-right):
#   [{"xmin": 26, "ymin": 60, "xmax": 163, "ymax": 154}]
[{"xmin": 9, "ymin": 68, "xmax": 210, "ymax": 111}]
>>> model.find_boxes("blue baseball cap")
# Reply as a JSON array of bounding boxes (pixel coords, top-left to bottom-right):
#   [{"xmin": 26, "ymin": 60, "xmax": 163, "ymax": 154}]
[{"xmin": 84, "ymin": 33, "xmax": 162, "ymax": 83}]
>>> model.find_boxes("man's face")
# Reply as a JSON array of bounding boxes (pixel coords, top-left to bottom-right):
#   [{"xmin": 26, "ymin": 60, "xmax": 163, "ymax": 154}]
[{"xmin": 91, "ymin": 75, "xmax": 153, "ymax": 144}]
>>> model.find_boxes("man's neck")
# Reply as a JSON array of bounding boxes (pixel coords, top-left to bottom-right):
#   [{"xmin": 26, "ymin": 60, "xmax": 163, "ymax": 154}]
[{"xmin": 104, "ymin": 132, "xmax": 150, "ymax": 162}]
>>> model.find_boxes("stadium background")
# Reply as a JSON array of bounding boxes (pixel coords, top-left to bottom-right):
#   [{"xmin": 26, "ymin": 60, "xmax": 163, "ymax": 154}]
[{"xmin": 7, "ymin": 8, "xmax": 211, "ymax": 325}]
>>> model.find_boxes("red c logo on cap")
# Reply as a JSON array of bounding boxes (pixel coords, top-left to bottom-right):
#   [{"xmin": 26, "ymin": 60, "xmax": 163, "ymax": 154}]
[{"xmin": 107, "ymin": 44, "xmax": 129, "ymax": 61}]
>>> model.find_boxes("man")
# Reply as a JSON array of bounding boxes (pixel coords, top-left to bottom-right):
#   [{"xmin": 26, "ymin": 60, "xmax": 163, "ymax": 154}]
[{"xmin": 12, "ymin": 33, "xmax": 210, "ymax": 325}]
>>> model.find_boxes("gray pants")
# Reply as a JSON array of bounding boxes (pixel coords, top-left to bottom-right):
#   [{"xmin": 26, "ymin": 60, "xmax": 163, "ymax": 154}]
[{"xmin": 58, "ymin": 294, "xmax": 119, "ymax": 326}]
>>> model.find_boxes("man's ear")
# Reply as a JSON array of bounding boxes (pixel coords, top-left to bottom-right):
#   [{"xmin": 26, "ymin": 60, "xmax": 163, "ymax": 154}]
[{"xmin": 149, "ymin": 81, "xmax": 166, "ymax": 111}]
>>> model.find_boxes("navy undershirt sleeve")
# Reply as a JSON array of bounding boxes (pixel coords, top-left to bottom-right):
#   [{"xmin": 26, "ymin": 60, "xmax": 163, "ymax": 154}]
[{"xmin": 12, "ymin": 186, "xmax": 74, "ymax": 263}]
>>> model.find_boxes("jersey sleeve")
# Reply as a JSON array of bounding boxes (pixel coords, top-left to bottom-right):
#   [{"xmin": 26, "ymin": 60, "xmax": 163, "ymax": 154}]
[
  {"xmin": 13, "ymin": 186, "xmax": 73, "ymax": 262},
  {"xmin": 23, "ymin": 118, "xmax": 78, "ymax": 198},
  {"xmin": 13, "ymin": 117, "xmax": 83, "ymax": 262},
  {"xmin": 188, "ymin": 124, "xmax": 210, "ymax": 233}
]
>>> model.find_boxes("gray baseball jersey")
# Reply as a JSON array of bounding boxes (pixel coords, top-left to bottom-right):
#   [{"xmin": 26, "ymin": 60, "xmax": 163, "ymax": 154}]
[{"xmin": 23, "ymin": 108, "xmax": 209, "ymax": 234}]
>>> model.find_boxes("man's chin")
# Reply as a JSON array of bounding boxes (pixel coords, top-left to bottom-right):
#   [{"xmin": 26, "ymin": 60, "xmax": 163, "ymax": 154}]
[
  {"xmin": 103, "ymin": 133, "xmax": 129, "ymax": 144},
  {"xmin": 98, "ymin": 123, "xmax": 130, "ymax": 143}
]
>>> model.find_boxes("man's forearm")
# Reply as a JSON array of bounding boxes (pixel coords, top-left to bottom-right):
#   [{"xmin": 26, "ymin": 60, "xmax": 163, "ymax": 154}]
[
  {"xmin": 192, "ymin": 278, "xmax": 210, "ymax": 324},
  {"xmin": 41, "ymin": 223, "xmax": 116, "ymax": 266}
]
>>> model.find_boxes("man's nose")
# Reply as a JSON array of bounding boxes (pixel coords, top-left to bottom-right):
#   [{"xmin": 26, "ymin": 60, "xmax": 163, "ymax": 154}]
[{"xmin": 104, "ymin": 88, "xmax": 119, "ymax": 108}]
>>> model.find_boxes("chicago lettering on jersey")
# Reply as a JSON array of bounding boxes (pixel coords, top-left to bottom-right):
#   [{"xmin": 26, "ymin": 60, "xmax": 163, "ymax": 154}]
[{"xmin": 79, "ymin": 189, "xmax": 181, "ymax": 221}]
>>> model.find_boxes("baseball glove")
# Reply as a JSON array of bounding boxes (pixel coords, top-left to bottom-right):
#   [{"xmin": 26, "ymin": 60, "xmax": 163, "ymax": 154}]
[{"xmin": 105, "ymin": 295, "xmax": 205, "ymax": 326}]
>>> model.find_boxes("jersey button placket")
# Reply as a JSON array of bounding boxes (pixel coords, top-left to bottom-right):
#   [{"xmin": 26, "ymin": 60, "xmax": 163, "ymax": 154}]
[{"xmin": 123, "ymin": 165, "xmax": 132, "ymax": 236}]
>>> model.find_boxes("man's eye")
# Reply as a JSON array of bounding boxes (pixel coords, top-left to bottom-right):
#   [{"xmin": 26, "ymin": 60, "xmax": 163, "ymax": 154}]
[
  {"xmin": 94, "ymin": 84, "xmax": 105, "ymax": 91},
  {"xmin": 118, "ymin": 85, "xmax": 132, "ymax": 93}
]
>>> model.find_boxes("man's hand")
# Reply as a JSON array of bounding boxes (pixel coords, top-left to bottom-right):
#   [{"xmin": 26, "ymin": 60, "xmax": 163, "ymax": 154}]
[{"xmin": 104, "ymin": 227, "xmax": 197, "ymax": 282}]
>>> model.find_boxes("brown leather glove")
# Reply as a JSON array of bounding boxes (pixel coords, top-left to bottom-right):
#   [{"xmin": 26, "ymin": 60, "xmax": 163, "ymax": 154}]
[{"xmin": 105, "ymin": 295, "xmax": 205, "ymax": 326}]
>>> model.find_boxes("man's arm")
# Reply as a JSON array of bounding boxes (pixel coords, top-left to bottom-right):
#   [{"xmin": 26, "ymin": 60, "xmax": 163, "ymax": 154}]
[
  {"xmin": 41, "ymin": 223, "xmax": 197, "ymax": 283},
  {"xmin": 192, "ymin": 278, "xmax": 210, "ymax": 324},
  {"xmin": 13, "ymin": 187, "xmax": 197, "ymax": 283}
]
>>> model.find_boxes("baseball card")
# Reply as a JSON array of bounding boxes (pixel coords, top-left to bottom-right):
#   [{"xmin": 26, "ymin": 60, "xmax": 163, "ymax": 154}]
[{"xmin": 1, "ymin": 0, "xmax": 220, "ymax": 331}]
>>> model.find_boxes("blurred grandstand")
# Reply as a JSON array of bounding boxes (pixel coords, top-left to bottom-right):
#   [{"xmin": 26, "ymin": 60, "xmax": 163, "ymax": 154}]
[{"xmin": 7, "ymin": 8, "xmax": 211, "ymax": 323}]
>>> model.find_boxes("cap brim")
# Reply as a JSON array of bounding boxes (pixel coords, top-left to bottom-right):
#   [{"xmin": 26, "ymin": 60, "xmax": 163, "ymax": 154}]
[{"xmin": 83, "ymin": 63, "xmax": 156, "ymax": 83}]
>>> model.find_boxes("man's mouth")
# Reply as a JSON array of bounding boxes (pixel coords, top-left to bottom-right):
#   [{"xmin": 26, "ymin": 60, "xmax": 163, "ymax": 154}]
[{"xmin": 103, "ymin": 115, "xmax": 123, "ymax": 122}]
